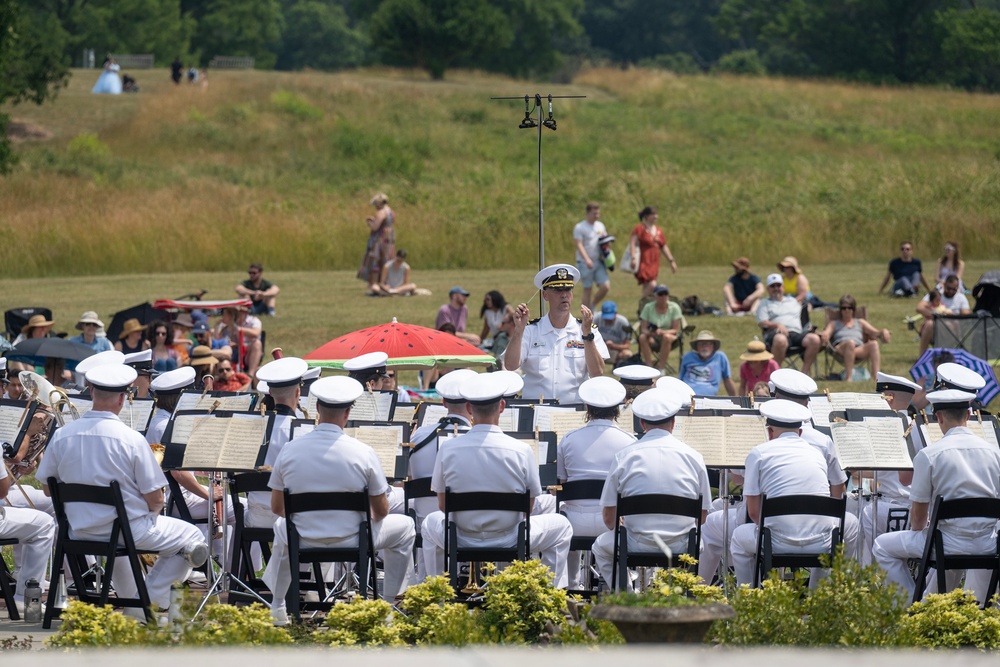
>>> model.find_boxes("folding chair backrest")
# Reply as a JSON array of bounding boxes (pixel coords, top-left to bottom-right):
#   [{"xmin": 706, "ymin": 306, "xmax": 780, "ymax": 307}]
[
  {"xmin": 931, "ymin": 496, "xmax": 1000, "ymax": 523},
  {"xmin": 760, "ymin": 494, "xmax": 846, "ymax": 524},
  {"xmin": 556, "ymin": 479, "xmax": 605, "ymax": 507},
  {"xmin": 445, "ymin": 490, "xmax": 531, "ymax": 515},
  {"xmin": 284, "ymin": 489, "xmax": 370, "ymax": 517}
]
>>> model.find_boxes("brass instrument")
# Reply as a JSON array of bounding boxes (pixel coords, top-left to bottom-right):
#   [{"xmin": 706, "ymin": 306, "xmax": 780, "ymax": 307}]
[
  {"xmin": 461, "ymin": 562, "xmax": 485, "ymax": 595},
  {"xmin": 49, "ymin": 387, "xmax": 81, "ymax": 428},
  {"xmin": 6, "ymin": 372, "xmax": 58, "ymax": 483},
  {"xmin": 150, "ymin": 443, "xmax": 166, "ymax": 466}
]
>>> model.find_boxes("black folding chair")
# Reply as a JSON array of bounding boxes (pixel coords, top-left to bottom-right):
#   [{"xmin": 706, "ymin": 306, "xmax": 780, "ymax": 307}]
[
  {"xmin": 912, "ymin": 495, "xmax": 1000, "ymax": 607},
  {"xmin": 611, "ymin": 493, "xmax": 703, "ymax": 591},
  {"xmin": 443, "ymin": 487, "xmax": 530, "ymax": 593},
  {"xmin": 404, "ymin": 476, "xmax": 434, "ymax": 566},
  {"xmin": 752, "ymin": 494, "xmax": 846, "ymax": 587},
  {"xmin": 0, "ymin": 538, "xmax": 19, "ymax": 620},
  {"xmin": 283, "ymin": 487, "xmax": 377, "ymax": 621},
  {"xmin": 556, "ymin": 479, "xmax": 605, "ymax": 596},
  {"xmin": 228, "ymin": 472, "xmax": 274, "ymax": 604},
  {"xmin": 44, "ymin": 479, "xmax": 157, "ymax": 627}
]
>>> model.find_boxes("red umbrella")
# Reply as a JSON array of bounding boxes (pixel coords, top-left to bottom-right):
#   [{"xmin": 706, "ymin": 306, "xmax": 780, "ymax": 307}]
[{"xmin": 304, "ymin": 318, "xmax": 497, "ymax": 369}]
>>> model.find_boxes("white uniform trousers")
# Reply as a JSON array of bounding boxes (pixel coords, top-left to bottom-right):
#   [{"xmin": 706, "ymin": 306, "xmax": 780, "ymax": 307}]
[
  {"xmin": 872, "ymin": 527, "xmax": 998, "ymax": 605},
  {"xmin": 388, "ymin": 487, "xmax": 405, "ymax": 515},
  {"xmin": 859, "ymin": 498, "xmax": 907, "ymax": 565},
  {"xmin": 264, "ymin": 514, "xmax": 415, "ymax": 610},
  {"xmin": 698, "ymin": 508, "xmax": 744, "ymax": 582},
  {"xmin": 109, "ymin": 516, "xmax": 205, "ymax": 611},
  {"xmin": 6, "ymin": 487, "xmax": 56, "ymax": 589},
  {"xmin": 174, "ymin": 488, "xmax": 239, "ymax": 569},
  {"xmin": 533, "ymin": 494, "xmax": 556, "ymax": 514},
  {"xmin": 561, "ymin": 506, "xmax": 604, "ymax": 590},
  {"xmin": 420, "ymin": 511, "xmax": 572, "ymax": 588},
  {"xmin": 592, "ymin": 529, "xmax": 693, "ymax": 591},
  {"xmin": 0, "ymin": 506, "xmax": 55, "ymax": 603},
  {"xmin": 730, "ymin": 521, "xmax": 855, "ymax": 586}
]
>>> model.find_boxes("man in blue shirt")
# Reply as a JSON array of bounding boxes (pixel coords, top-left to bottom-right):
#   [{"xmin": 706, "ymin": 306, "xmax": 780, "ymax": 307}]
[
  {"xmin": 679, "ymin": 330, "xmax": 736, "ymax": 396},
  {"xmin": 879, "ymin": 241, "xmax": 931, "ymax": 297},
  {"xmin": 723, "ymin": 257, "xmax": 764, "ymax": 315}
]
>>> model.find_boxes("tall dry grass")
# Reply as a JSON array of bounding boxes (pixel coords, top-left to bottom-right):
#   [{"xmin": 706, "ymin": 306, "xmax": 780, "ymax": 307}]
[{"xmin": 2, "ymin": 67, "xmax": 999, "ymax": 278}]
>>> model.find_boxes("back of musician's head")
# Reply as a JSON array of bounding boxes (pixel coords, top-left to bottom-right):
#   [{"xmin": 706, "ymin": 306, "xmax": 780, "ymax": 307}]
[
  {"xmin": 469, "ymin": 401, "xmax": 502, "ymax": 423},
  {"xmin": 269, "ymin": 383, "xmax": 298, "ymax": 406},
  {"xmin": 317, "ymin": 403, "xmax": 350, "ymax": 423},
  {"xmin": 586, "ymin": 404, "xmax": 621, "ymax": 423},
  {"xmin": 91, "ymin": 387, "xmax": 125, "ymax": 410}
]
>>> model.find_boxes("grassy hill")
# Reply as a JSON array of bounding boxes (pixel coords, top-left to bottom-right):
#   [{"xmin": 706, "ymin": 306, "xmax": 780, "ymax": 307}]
[{"xmin": 2, "ymin": 67, "xmax": 999, "ymax": 278}]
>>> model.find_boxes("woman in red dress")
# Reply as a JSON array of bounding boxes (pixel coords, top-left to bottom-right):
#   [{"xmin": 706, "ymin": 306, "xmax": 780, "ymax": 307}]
[{"xmin": 627, "ymin": 206, "xmax": 677, "ymax": 298}]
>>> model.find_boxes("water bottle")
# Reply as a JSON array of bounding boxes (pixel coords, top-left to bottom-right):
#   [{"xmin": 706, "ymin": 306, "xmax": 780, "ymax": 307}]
[{"xmin": 24, "ymin": 578, "xmax": 42, "ymax": 623}]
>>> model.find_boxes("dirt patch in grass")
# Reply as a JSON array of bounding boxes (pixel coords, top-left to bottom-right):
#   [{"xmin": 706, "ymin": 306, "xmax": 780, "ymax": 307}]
[{"xmin": 6, "ymin": 120, "xmax": 53, "ymax": 143}]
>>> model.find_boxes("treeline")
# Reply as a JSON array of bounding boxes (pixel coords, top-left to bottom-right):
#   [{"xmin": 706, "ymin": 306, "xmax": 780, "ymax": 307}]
[{"xmin": 13, "ymin": 0, "xmax": 1000, "ymax": 91}]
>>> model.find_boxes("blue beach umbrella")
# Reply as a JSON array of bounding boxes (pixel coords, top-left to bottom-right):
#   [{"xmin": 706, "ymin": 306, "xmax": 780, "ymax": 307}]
[{"xmin": 909, "ymin": 347, "xmax": 999, "ymax": 406}]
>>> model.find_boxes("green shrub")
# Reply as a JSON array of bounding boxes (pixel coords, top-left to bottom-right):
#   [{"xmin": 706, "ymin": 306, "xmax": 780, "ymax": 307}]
[
  {"xmin": 900, "ymin": 590, "xmax": 1000, "ymax": 649},
  {"xmin": 638, "ymin": 53, "xmax": 702, "ymax": 74},
  {"xmin": 713, "ymin": 50, "xmax": 767, "ymax": 76},
  {"xmin": 271, "ymin": 90, "xmax": 324, "ymax": 120},
  {"xmin": 66, "ymin": 132, "xmax": 110, "ymax": 161},
  {"xmin": 601, "ymin": 556, "xmax": 726, "ymax": 608},
  {"xmin": 47, "ymin": 602, "xmax": 153, "ymax": 647},
  {"xmin": 480, "ymin": 560, "xmax": 569, "ymax": 643},
  {"xmin": 399, "ymin": 575, "xmax": 487, "ymax": 645},
  {"xmin": 316, "ymin": 597, "xmax": 404, "ymax": 646},
  {"xmin": 178, "ymin": 603, "xmax": 293, "ymax": 645}
]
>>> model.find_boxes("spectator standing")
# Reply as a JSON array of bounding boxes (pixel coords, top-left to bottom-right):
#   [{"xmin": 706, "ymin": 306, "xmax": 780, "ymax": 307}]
[
  {"xmin": 436, "ymin": 287, "xmax": 481, "ymax": 346},
  {"xmin": 723, "ymin": 257, "xmax": 765, "ymax": 315},
  {"xmin": 597, "ymin": 301, "xmax": 633, "ymax": 365},
  {"xmin": 879, "ymin": 241, "xmax": 931, "ymax": 297},
  {"xmin": 235, "ymin": 263, "xmax": 280, "ymax": 316},
  {"xmin": 627, "ymin": 206, "xmax": 676, "ymax": 298},
  {"xmin": 357, "ymin": 192, "xmax": 396, "ymax": 291},
  {"xmin": 171, "ymin": 56, "xmax": 183, "ymax": 84},
  {"xmin": 573, "ymin": 202, "xmax": 610, "ymax": 310},
  {"xmin": 679, "ymin": 331, "xmax": 737, "ymax": 396}
]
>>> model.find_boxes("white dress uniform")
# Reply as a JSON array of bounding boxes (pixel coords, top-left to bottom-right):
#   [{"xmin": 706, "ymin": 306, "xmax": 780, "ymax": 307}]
[
  {"xmin": 246, "ymin": 404, "xmax": 298, "ymax": 528},
  {"xmin": 518, "ymin": 315, "xmax": 609, "ymax": 404},
  {"xmin": 558, "ymin": 417, "xmax": 636, "ymax": 588},
  {"xmin": 262, "ymin": 422, "xmax": 415, "ymax": 608},
  {"xmin": 729, "ymin": 429, "xmax": 838, "ymax": 585},
  {"xmin": 873, "ymin": 399, "xmax": 1000, "ymax": 604},
  {"xmin": 592, "ymin": 428, "xmax": 712, "ymax": 589},
  {"xmin": 0, "ymin": 464, "xmax": 55, "ymax": 607},
  {"xmin": 409, "ymin": 414, "xmax": 472, "ymax": 525},
  {"xmin": 801, "ymin": 423, "xmax": 860, "ymax": 559},
  {"xmin": 420, "ymin": 424, "xmax": 573, "ymax": 587},
  {"xmin": 37, "ymin": 410, "xmax": 204, "ymax": 611}
]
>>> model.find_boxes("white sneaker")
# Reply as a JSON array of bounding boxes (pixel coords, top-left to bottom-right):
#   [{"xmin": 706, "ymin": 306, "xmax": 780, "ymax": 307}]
[
  {"xmin": 182, "ymin": 541, "xmax": 210, "ymax": 568},
  {"xmin": 271, "ymin": 606, "xmax": 289, "ymax": 626}
]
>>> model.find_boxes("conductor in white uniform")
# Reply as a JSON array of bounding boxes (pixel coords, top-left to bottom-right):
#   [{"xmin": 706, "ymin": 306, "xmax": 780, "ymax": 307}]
[
  {"xmin": 38, "ymin": 364, "xmax": 209, "ymax": 616},
  {"xmin": 505, "ymin": 264, "xmax": 609, "ymax": 404},
  {"xmin": 421, "ymin": 373, "xmax": 573, "ymax": 587},
  {"xmin": 263, "ymin": 376, "xmax": 415, "ymax": 625},
  {"xmin": 591, "ymin": 386, "xmax": 712, "ymax": 590}
]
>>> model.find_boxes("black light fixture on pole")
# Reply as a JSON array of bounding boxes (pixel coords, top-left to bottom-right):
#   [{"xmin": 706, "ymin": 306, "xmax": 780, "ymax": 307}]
[{"xmin": 492, "ymin": 93, "xmax": 584, "ymax": 314}]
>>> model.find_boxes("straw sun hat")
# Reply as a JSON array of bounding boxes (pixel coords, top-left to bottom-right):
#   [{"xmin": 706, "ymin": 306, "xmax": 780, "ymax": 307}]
[{"xmin": 739, "ymin": 340, "xmax": 774, "ymax": 362}]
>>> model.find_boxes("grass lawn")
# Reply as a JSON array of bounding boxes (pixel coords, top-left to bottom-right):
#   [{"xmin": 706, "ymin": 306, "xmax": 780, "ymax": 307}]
[{"xmin": 4, "ymin": 260, "xmax": 997, "ymax": 406}]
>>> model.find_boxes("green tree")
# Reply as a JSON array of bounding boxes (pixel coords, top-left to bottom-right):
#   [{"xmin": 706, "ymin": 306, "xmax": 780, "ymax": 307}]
[
  {"xmin": 368, "ymin": 0, "xmax": 513, "ymax": 80},
  {"xmin": 276, "ymin": 0, "xmax": 368, "ymax": 70},
  {"xmin": 936, "ymin": 7, "xmax": 1000, "ymax": 91},
  {"xmin": 475, "ymin": 0, "xmax": 584, "ymax": 78},
  {"xmin": 0, "ymin": 1, "xmax": 69, "ymax": 173},
  {"xmin": 193, "ymin": 0, "xmax": 284, "ymax": 69},
  {"xmin": 74, "ymin": 0, "xmax": 194, "ymax": 64}
]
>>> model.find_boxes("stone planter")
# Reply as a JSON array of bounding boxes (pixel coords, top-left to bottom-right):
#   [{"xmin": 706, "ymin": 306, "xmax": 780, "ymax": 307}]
[{"xmin": 589, "ymin": 602, "xmax": 735, "ymax": 643}]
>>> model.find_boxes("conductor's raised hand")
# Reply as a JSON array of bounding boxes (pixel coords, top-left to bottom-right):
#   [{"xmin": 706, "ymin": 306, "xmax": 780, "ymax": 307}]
[
  {"xmin": 512, "ymin": 303, "xmax": 530, "ymax": 332},
  {"xmin": 581, "ymin": 304, "xmax": 594, "ymax": 332}
]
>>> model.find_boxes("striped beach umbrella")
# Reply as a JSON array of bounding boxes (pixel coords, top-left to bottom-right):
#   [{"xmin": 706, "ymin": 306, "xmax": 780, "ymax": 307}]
[{"xmin": 909, "ymin": 347, "xmax": 999, "ymax": 406}]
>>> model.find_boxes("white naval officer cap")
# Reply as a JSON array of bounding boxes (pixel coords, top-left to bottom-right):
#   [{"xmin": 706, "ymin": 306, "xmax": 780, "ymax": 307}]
[
  {"xmin": 303, "ymin": 366, "xmax": 322, "ymax": 381},
  {"xmin": 493, "ymin": 369, "xmax": 524, "ymax": 398},
  {"xmin": 769, "ymin": 368, "xmax": 817, "ymax": 398},
  {"xmin": 255, "ymin": 357, "xmax": 308, "ymax": 389},
  {"xmin": 578, "ymin": 376, "xmax": 626, "ymax": 408},
  {"xmin": 123, "ymin": 349, "xmax": 153, "ymax": 371},
  {"xmin": 631, "ymin": 387, "xmax": 683, "ymax": 422},
  {"xmin": 533, "ymin": 263, "xmax": 580, "ymax": 290},
  {"xmin": 655, "ymin": 375, "xmax": 696, "ymax": 401},
  {"xmin": 0, "ymin": 357, "xmax": 6, "ymax": 373},
  {"xmin": 759, "ymin": 399, "xmax": 812, "ymax": 428},
  {"xmin": 435, "ymin": 369, "xmax": 478, "ymax": 402},
  {"xmin": 935, "ymin": 363, "xmax": 986, "ymax": 392},
  {"xmin": 875, "ymin": 372, "xmax": 921, "ymax": 395},
  {"xmin": 459, "ymin": 372, "xmax": 507, "ymax": 406},
  {"xmin": 925, "ymin": 389, "xmax": 976, "ymax": 411},
  {"xmin": 256, "ymin": 380, "xmax": 269, "ymax": 395},
  {"xmin": 150, "ymin": 366, "xmax": 196, "ymax": 395},
  {"xmin": 86, "ymin": 364, "xmax": 138, "ymax": 393},
  {"xmin": 76, "ymin": 350, "xmax": 126, "ymax": 375},
  {"xmin": 613, "ymin": 365, "xmax": 662, "ymax": 386},
  {"xmin": 311, "ymin": 376, "xmax": 365, "ymax": 409},
  {"xmin": 343, "ymin": 351, "xmax": 389, "ymax": 375}
]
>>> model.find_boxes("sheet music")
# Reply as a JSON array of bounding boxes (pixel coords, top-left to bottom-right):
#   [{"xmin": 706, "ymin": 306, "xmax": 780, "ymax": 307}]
[
  {"xmin": 921, "ymin": 419, "xmax": 1000, "ymax": 448},
  {"xmin": 216, "ymin": 418, "xmax": 266, "ymax": 470},
  {"xmin": 830, "ymin": 417, "xmax": 912, "ymax": 470},
  {"xmin": 67, "ymin": 397, "xmax": 93, "ymax": 420},
  {"xmin": 420, "ymin": 404, "xmax": 448, "ymax": 427},
  {"xmin": 695, "ymin": 397, "xmax": 745, "ymax": 410},
  {"xmin": 808, "ymin": 396, "xmax": 833, "ymax": 428},
  {"xmin": 673, "ymin": 415, "xmax": 766, "ymax": 467},
  {"xmin": 181, "ymin": 417, "xmax": 227, "ymax": 468},
  {"xmin": 0, "ymin": 404, "xmax": 26, "ymax": 447},
  {"xmin": 497, "ymin": 407, "xmax": 518, "ymax": 432},
  {"xmin": 394, "ymin": 405, "xmax": 417, "ymax": 425},
  {"xmin": 175, "ymin": 392, "xmax": 254, "ymax": 413},
  {"xmin": 830, "ymin": 393, "xmax": 891, "ymax": 412},
  {"xmin": 121, "ymin": 399, "xmax": 155, "ymax": 433},
  {"xmin": 614, "ymin": 407, "xmax": 634, "ymax": 434},
  {"xmin": 535, "ymin": 407, "xmax": 586, "ymax": 443},
  {"xmin": 349, "ymin": 392, "xmax": 394, "ymax": 421},
  {"xmin": 166, "ymin": 414, "xmax": 199, "ymax": 445},
  {"xmin": 349, "ymin": 426, "xmax": 401, "ymax": 478},
  {"xmin": 290, "ymin": 421, "xmax": 316, "ymax": 439}
]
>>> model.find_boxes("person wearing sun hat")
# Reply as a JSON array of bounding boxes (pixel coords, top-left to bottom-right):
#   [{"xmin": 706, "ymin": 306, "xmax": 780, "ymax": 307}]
[
  {"xmin": 557, "ymin": 376, "xmax": 636, "ymax": 589},
  {"xmin": 590, "ymin": 387, "xmax": 712, "ymax": 590},
  {"xmin": 505, "ymin": 263, "xmax": 610, "ymax": 404},
  {"xmin": 723, "ymin": 256, "xmax": 765, "ymax": 315},
  {"xmin": 737, "ymin": 339, "xmax": 778, "ymax": 396},
  {"xmin": 262, "ymin": 375, "xmax": 416, "ymax": 624},
  {"xmin": 115, "ymin": 318, "xmax": 150, "ymax": 356},
  {"xmin": 187, "ymin": 345, "xmax": 218, "ymax": 391},
  {"xmin": 69, "ymin": 311, "xmax": 113, "ymax": 354},
  {"xmin": 873, "ymin": 389, "xmax": 1000, "ymax": 605},
  {"xmin": 420, "ymin": 372, "xmax": 573, "ymax": 587},
  {"xmin": 38, "ymin": 363, "xmax": 209, "ymax": 618},
  {"xmin": 679, "ymin": 330, "xmax": 737, "ymax": 397}
]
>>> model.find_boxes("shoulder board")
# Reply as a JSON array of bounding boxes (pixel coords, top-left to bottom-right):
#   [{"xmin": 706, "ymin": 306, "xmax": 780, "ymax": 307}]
[
  {"xmin": 527, "ymin": 317, "xmax": 541, "ymax": 325},
  {"xmin": 572, "ymin": 318, "xmax": 598, "ymax": 329}
]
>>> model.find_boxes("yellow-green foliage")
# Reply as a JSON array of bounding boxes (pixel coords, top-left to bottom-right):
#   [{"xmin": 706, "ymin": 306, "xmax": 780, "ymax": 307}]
[
  {"xmin": 899, "ymin": 590, "xmax": 1000, "ymax": 649},
  {"xmin": 177, "ymin": 603, "xmax": 294, "ymax": 645},
  {"xmin": 316, "ymin": 597, "xmax": 405, "ymax": 646},
  {"xmin": 480, "ymin": 559, "xmax": 569, "ymax": 643},
  {"xmin": 398, "ymin": 575, "xmax": 487, "ymax": 645},
  {"xmin": 47, "ymin": 601, "xmax": 153, "ymax": 647}
]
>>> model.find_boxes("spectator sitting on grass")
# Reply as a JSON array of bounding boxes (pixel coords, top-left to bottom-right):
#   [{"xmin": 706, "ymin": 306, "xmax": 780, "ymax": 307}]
[
  {"xmin": 597, "ymin": 301, "xmax": 633, "ymax": 366},
  {"xmin": 878, "ymin": 240, "xmax": 931, "ymax": 297},
  {"xmin": 723, "ymin": 257, "xmax": 765, "ymax": 315},
  {"xmin": 370, "ymin": 249, "xmax": 419, "ymax": 297},
  {"xmin": 235, "ymin": 263, "xmax": 280, "ymax": 316},
  {"xmin": 436, "ymin": 287, "xmax": 481, "ymax": 346},
  {"xmin": 679, "ymin": 330, "xmax": 737, "ymax": 396}
]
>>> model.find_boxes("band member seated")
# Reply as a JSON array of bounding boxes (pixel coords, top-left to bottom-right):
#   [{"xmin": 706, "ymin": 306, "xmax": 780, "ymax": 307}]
[
  {"xmin": 38, "ymin": 364, "xmax": 209, "ymax": 618},
  {"xmin": 420, "ymin": 373, "xmax": 573, "ymax": 587},
  {"xmin": 263, "ymin": 376, "xmax": 415, "ymax": 626}
]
